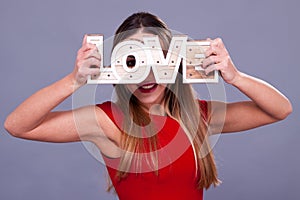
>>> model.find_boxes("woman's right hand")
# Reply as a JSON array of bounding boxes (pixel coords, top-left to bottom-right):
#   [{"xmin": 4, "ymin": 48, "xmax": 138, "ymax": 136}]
[
  {"xmin": 72, "ymin": 34, "xmax": 101, "ymax": 87},
  {"xmin": 4, "ymin": 34, "xmax": 120, "ymax": 147}
]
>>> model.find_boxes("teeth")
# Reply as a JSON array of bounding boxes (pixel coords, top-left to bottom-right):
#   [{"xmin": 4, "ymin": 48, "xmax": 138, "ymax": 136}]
[{"xmin": 141, "ymin": 84, "xmax": 155, "ymax": 89}]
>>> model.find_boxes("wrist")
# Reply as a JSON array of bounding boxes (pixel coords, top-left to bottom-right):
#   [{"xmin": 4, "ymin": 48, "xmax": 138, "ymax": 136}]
[
  {"xmin": 230, "ymin": 71, "xmax": 245, "ymax": 87},
  {"xmin": 65, "ymin": 73, "xmax": 83, "ymax": 92}
]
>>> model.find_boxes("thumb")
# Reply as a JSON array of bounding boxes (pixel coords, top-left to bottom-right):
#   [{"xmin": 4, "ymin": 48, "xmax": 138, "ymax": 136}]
[
  {"xmin": 206, "ymin": 37, "xmax": 212, "ymax": 42},
  {"xmin": 82, "ymin": 34, "xmax": 87, "ymax": 46}
]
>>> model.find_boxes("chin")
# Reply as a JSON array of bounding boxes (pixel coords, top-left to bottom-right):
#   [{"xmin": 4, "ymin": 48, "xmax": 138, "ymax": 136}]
[
  {"xmin": 138, "ymin": 97, "xmax": 163, "ymax": 106},
  {"xmin": 133, "ymin": 91, "xmax": 166, "ymax": 108}
]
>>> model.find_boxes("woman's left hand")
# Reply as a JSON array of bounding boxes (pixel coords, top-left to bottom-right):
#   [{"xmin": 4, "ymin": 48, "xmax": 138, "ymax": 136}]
[{"xmin": 202, "ymin": 38, "xmax": 240, "ymax": 85}]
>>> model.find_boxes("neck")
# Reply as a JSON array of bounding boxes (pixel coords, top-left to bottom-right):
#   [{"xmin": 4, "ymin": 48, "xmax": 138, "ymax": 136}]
[{"xmin": 140, "ymin": 102, "xmax": 166, "ymax": 116}]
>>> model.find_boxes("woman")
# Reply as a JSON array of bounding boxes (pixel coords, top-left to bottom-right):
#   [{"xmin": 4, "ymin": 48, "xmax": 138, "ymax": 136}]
[{"xmin": 4, "ymin": 12, "xmax": 292, "ymax": 200}]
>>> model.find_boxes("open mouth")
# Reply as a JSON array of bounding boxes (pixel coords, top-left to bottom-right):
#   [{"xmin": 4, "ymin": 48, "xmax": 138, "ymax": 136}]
[{"xmin": 138, "ymin": 83, "xmax": 158, "ymax": 93}]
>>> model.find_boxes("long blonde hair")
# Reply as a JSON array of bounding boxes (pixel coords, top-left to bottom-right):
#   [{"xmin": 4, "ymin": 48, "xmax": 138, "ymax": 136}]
[{"xmin": 112, "ymin": 12, "xmax": 220, "ymax": 189}]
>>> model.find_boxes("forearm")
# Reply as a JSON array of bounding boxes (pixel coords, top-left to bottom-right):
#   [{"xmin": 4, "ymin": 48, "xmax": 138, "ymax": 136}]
[
  {"xmin": 231, "ymin": 72, "xmax": 292, "ymax": 120},
  {"xmin": 5, "ymin": 73, "xmax": 79, "ymax": 134}
]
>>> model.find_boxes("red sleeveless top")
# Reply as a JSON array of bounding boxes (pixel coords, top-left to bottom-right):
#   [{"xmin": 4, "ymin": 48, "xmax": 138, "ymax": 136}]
[{"xmin": 97, "ymin": 100, "xmax": 207, "ymax": 200}]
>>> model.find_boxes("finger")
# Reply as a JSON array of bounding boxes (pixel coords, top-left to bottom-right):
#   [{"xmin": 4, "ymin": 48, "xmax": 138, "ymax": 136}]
[
  {"xmin": 205, "ymin": 45, "xmax": 218, "ymax": 58},
  {"xmin": 77, "ymin": 44, "xmax": 99, "ymax": 58},
  {"xmin": 204, "ymin": 38, "xmax": 214, "ymax": 57},
  {"xmin": 205, "ymin": 38, "xmax": 226, "ymax": 57},
  {"xmin": 205, "ymin": 44, "xmax": 226, "ymax": 58},
  {"xmin": 87, "ymin": 57, "xmax": 101, "ymax": 68},
  {"xmin": 77, "ymin": 68, "xmax": 100, "ymax": 83},
  {"xmin": 204, "ymin": 62, "xmax": 223, "ymax": 75},
  {"xmin": 81, "ymin": 43, "xmax": 98, "ymax": 53},
  {"xmin": 78, "ymin": 58, "xmax": 101, "ymax": 71},
  {"xmin": 211, "ymin": 38, "xmax": 228, "ymax": 55},
  {"xmin": 83, "ymin": 50, "xmax": 101, "ymax": 61},
  {"xmin": 202, "ymin": 55, "xmax": 222, "ymax": 69},
  {"xmin": 211, "ymin": 38, "xmax": 225, "ymax": 49},
  {"xmin": 88, "ymin": 68, "xmax": 101, "ymax": 76}
]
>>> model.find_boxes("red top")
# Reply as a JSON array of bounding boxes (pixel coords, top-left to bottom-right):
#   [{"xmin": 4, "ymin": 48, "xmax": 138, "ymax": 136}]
[{"xmin": 97, "ymin": 100, "xmax": 207, "ymax": 200}]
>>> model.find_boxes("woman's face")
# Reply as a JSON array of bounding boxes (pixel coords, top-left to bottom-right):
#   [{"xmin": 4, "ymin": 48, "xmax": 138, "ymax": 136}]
[{"xmin": 124, "ymin": 31, "xmax": 167, "ymax": 110}]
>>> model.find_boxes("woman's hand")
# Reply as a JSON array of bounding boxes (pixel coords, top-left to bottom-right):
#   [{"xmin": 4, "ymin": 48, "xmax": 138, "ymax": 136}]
[
  {"xmin": 72, "ymin": 34, "xmax": 101, "ymax": 86},
  {"xmin": 202, "ymin": 38, "xmax": 240, "ymax": 85},
  {"xmin": 203, "ymin": 38, "xmax": 292, "ymax": 134}
]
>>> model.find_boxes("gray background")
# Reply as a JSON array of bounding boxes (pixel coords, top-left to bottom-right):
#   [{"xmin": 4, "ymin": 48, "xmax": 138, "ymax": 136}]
[{"xmin": 1, "ymin": 0, "xmax": 299, "ymax": 199}]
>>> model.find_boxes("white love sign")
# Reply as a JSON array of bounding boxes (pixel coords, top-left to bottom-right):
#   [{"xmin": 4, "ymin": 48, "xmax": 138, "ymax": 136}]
[{"xmin": 86, "ymin": 34, "xmax": 218, "ymax": 84}]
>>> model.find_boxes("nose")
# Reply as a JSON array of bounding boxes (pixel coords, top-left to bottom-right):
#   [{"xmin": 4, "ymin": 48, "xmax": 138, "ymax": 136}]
[{"xmin": 141, "ymin": 69, "xmax": 156, "ymax": 84}]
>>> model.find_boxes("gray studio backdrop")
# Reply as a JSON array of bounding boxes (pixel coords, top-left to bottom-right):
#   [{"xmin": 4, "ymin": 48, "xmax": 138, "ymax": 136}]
[{"xmin": 1, "ymin": 0, "xmax": 299, "ymax": 199}]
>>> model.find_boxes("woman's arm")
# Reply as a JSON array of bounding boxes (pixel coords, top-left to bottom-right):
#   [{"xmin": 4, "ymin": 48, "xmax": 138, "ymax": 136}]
[
  {"xmin": 4, "ymin": 35, "xmax": 118, "ymax": 144},
  {"xmin": 202, "ymin": 38, "xmax": 292, "ymax": 134}
]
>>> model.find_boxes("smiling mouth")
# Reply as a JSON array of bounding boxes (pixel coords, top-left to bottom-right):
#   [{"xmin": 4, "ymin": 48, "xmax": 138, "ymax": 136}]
[{"xmin": 138, "ymin": 83, "xmax": 158, "ymax": 93}]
